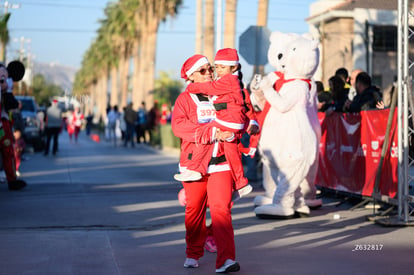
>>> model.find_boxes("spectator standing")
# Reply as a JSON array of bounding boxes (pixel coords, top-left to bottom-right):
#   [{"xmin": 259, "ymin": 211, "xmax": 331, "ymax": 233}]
[
  {"xmin": 85, "ymin": 112, "xmax": 93, "ymax": 136},
  {"xmin": 107, "ymin": 105, "xmax": 120, "ymax": 146},
  {"xmin": 344, "ymin": 72, "xmax": 382, "ymax": 112},
  {"xmin": 119, "ymin": 107, "xmax": 127, "ymax": 142},
  {"xmin": 136, "ymin": 102, "xmax": 147, "ymax": 144},
  {"xmin": 44, "ymin": 99, "xmax": 62, "ymax": 156},
  {"xmin": 147, "ymin": 101, "xmax": 160, "ymax": 145},
  {"xmin": 123, "ymin": 102, "xmax": 137, "ymax": 147},
  {"xmin": 326, "ymin": 75, "xmax": 348, "ymax": 113},
  {"xmin": 315, "ymin": 80, "xmax": 332, "ymax": 112},
  {"xmin": 348, "ymin": 68, "xmax": 363, "ymax": 101}
]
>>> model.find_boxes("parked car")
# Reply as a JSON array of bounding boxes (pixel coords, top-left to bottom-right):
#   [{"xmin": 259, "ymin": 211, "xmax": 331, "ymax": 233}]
[{"xmin": 14, "ymin": 96, "xmax": 44, "ymax": 151}]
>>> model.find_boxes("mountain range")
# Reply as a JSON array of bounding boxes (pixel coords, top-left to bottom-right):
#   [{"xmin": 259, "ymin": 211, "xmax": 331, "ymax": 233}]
[{"xmin": 32, "ymin": 62, "xmax": 77, "ymax": 92}]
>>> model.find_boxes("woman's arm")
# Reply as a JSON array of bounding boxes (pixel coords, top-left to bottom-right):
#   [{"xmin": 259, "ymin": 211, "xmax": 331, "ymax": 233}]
[{"xmin": 171, "ymin": 93, "xmax": 216, "ymax": 145}]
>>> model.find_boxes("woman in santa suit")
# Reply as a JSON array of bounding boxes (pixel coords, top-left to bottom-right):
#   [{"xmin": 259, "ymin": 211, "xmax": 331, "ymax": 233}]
[{"xmin": 171, "ymin": 54, "xmax": 240, "ymax": 273}]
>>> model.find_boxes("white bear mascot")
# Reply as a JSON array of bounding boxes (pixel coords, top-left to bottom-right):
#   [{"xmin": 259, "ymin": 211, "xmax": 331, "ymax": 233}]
[{"xmin": 253, "ymin": 33, "xmax": 321, "ymax": 218}]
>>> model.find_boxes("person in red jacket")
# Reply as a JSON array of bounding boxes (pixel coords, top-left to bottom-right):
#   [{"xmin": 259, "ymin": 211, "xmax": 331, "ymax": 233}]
[
  {"xmin": 174, "ymin": 49, "xmax": 259, "ymax": 201},
  {"xmin": 172, "ymin": 54, "xmax": 240, "ymax": 273}
]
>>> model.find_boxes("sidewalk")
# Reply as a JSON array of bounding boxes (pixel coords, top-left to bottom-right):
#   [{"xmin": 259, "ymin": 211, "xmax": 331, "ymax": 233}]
[{"xmin": 0, "ymin": 131, "xmax": 413, "ymax": 274}]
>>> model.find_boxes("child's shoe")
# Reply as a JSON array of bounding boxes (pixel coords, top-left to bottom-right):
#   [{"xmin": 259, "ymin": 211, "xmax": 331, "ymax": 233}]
[
  {"xmin": 232, "ymin": 184, "xmax": 253, "ymax": 202},
  {"xmin": 204, "ymin": 235, "xmax": 217, "ymax": 253},
  {"xmin": 174, "ymin": 170, "xmax": 202, "ymax": 182}
]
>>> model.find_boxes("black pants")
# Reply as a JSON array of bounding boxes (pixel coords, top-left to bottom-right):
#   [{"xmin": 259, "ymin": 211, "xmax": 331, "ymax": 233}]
[{"xmin": 44, "ymin": 127, "xmax": 60, "ymax": 155}]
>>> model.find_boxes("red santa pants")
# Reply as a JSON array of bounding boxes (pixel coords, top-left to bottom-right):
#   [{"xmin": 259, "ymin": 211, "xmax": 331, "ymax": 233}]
[
  {"xmin": 0, "ymin": 119, "xmax": 16, "ymax": 182},
  {"xmin": 183, "ymin": 170, "xmax": 235, "ymax": 269},
  {"xmin": 188, "ymin": 121, "xmax": 248, "ymax": 190}
]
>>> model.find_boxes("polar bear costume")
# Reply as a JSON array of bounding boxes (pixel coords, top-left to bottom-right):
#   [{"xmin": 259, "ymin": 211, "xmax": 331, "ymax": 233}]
[
  {"xmin": 253, "ymin": 34, "xmax": 320, "ymax": 218},
  {"xmin": 252, "ymin": 32, "xmax": 322, "ymax": 211}
]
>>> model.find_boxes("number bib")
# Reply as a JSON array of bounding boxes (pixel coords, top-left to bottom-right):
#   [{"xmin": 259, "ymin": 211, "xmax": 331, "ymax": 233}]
[{"xmin": 190, "ymin": 93, "xmax": 216, "ymax": 124}]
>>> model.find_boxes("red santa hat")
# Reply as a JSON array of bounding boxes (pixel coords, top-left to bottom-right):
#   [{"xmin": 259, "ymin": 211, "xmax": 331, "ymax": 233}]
[
  {"xmin": 214, "ymin": 48, "xmax": 239, "ymax": 66},
  {"xmin": 181, "ymin": 54, "xmax": 209, "ymax": 79}
]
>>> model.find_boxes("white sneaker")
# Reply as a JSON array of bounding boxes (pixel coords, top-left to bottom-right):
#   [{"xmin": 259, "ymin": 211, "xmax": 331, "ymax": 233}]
[
  {"xmin": 16, "ymin": 171, "xmax": 20, "ymax": 177},
  {"xmin": 232, "ymin": 184, "xmax": 253, "ymax": 202},
  {"xmin": 216, "ymin": 259, "xmax": 240, "ymax": 273},
  {"xmin": 174, "ymin": 170, "xmax": 202, "ymax": 182},
  {"xmin": 184, "ymin": 258, "xmax": 199, "ymax": 268}
]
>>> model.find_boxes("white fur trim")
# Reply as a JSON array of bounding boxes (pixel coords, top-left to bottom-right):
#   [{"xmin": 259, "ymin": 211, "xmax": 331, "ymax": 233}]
[
  {"xmin": 214, "ymin": 60, "xmax": 239, "ymax": 66},
  {"xmin": 249, "ymin": 120, "xmax": 259, "ymax": 127},
  {"xmin": 215, "ymin": 118, "xmax": 245, "ymax": 130},
  {"xmin": 186, "ymin": 57, "xmax": 209, "ymax": 77}
]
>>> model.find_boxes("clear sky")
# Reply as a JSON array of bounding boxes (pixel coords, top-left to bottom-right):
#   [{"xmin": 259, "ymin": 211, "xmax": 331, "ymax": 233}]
[{"xmin": 6, "ymin": 0, "xmax": 317, "ymax": 80}]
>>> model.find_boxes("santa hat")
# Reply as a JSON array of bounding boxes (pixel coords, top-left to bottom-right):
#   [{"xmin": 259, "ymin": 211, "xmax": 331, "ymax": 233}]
[
  {"xmin": 214, "ymin": 48, "xmax": 239, "ymax": 66},
  {"xmin": 181, "ymin": 54, "xmax": 209, "ymax": 79}
]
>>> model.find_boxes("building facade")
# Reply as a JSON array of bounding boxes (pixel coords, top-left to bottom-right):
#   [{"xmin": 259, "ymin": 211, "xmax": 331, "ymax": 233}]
[{"xmin": 306, "ymin": 0, "xmax": 409, "ymax": 106}]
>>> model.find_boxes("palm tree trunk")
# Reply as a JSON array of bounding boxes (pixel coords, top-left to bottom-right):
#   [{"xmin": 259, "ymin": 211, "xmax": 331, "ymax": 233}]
[
  {"xmin": 255, "ymin": 0, "xmax": 268, "ymax": 75},
  {"xmin": 132, "ymin": 40, "xmax": 142, "ymax": 107},
  {"xmin": 143, "ymin": 19, "xmax": 158, "ymax": 108},
  {"xmin": 223, "ymin": 0, "xmax": 237, "ymax": 48},
  {"xmin": 110, "ymin": 66, "xmax": 118, "ymax": 107},
  {"xmin": 99, "ymin": 74, "xmax": 108, "ymax": 121},
  {"xmin": 119, "ymin": 48, "xmax": 129, "ymax": 107},
  {"xmin": 204, "ymin": 0, "xmax": 215, "ymax": 63},
  {"xmin": 195, "ymin": 0, "xmax": 203, "ymax": 53}
]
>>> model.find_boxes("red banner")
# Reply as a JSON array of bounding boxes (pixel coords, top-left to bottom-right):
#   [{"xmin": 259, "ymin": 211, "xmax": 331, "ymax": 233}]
[{"xmin": 316, "ymin": 109, "xmax": 398, "ymax": 198}]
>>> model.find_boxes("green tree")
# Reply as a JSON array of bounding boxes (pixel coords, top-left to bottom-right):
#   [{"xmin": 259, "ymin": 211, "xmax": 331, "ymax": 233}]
[
  {"xmin": 0, "ymin": 13, "xmax": 10, "ymax": 62},
  {"xmin": 31, "ymin": 74, "xmax": 64, "ymax": 106},
  {"xmin": 152, "ymin": 71, "xmax": 183, "ymax": 107}
]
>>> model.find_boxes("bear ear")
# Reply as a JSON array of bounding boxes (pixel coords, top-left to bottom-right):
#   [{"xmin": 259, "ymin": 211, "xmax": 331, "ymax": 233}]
[{"xmin": 7, "ymin": 60, "xmax": 25, "ymax": 82}]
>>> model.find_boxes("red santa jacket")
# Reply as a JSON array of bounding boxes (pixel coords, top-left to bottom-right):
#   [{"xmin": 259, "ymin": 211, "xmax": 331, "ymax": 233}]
[
  {"xmin": 186, "ymin": 74, "xmax": 247, "ymax": 131},
  {"xmin": 171, "ymin": 90, "xmax": 230, "ymax": 174}
]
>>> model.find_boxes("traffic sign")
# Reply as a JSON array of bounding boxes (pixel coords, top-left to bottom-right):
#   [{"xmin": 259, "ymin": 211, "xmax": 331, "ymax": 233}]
[{"xmin": 239, "ymin": 25, "xmax": 271, "ymax": 66}]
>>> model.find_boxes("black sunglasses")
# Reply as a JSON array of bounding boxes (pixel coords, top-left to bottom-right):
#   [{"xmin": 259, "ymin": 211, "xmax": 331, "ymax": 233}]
[{"xmin": 195, "ymin": 66, "xmax": 214, "ymax": 75}]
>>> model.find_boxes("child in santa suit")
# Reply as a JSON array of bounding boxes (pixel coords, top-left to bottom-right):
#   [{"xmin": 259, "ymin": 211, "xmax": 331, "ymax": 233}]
[{"xmin": 174, "ymin": 48, "xmax": 259, "ymax": 200}]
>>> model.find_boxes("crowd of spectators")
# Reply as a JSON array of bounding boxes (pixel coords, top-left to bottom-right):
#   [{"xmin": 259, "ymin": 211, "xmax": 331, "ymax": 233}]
[{"xmin": 317, "ymin": 67, "xmax": 384, "ymax": 114}]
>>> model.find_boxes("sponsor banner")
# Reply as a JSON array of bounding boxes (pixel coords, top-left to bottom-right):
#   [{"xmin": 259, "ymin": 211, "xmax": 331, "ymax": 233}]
[{"xmin": 316, "ymin": 109, "xmax": 398, "ymax": 198}]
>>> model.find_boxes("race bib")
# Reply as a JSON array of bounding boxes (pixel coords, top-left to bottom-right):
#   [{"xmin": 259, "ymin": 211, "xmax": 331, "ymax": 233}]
[{"xmin": 197, "ymin": 102, "xmax": 216, "ymax": 124}]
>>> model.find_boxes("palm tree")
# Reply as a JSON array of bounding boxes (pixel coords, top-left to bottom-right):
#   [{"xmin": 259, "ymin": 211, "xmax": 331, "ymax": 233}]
[
  {"xmin": 223, "ymin": 0, "xmax": 237, "ymax": 48},
  {"xmin": 133, "ymin": 0, "xmax": 183, "ymax": 107},
  {"xmin": 255, "ymin": 0, "xmax": 268, "ymax": 75},
  {"xmin": 107, "ymin": 1, "xmax": 137, "ymax": 107},
  {"xmin": 195, "ymin": 0, "xmax": 203, "ymax": 53},
  {"xmin": 0, "ymin": 13, "xmax": 10, "ymax": 62},
  {"xmin": 204, "ymin": 0, "xmax": 215, "ymax": 63}
]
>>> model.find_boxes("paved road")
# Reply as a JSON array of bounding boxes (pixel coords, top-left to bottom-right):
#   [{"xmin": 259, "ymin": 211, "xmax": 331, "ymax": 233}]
[{"xmin": 0, "ymin": 132, "xmax": 413, "ymax": 275}]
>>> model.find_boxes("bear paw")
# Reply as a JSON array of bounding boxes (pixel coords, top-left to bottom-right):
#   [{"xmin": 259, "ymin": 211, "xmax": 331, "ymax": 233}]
[
  {"xmin": 253, "ymin": 195, "xmax": 273, "ymax": 208},
  {"xmin": 254, "ymin": 204, "xmax": 295, "ymax": 219}
]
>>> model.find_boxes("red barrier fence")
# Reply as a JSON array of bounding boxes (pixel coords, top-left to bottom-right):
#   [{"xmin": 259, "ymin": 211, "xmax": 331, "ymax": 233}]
[{"xmin": 316, "ymin": 109, "xmax": 398, "ymax": 198}]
